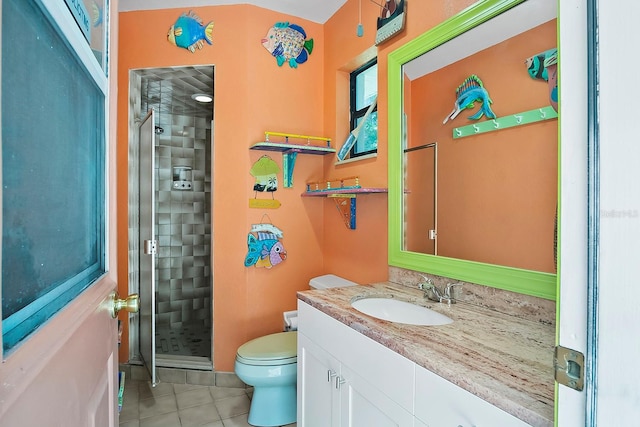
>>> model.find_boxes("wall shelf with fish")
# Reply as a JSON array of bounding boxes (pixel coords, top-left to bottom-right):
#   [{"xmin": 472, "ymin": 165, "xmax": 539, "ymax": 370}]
[
  {"xmin": 301, "ymin": 176, "xmax": 387, "ymax": 229},
  {"xmin": 250, "ymin": 131, "xmax": 335, "ymax": 188},
  {"xmin": 452, "ymin": 105, "xmax": 558, "ymax": 139}
]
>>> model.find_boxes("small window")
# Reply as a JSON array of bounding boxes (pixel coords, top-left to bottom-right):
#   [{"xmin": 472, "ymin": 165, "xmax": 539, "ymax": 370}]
[{"xmin": 349, "ymin": 59, "xmax": 378, "ymax": 158}]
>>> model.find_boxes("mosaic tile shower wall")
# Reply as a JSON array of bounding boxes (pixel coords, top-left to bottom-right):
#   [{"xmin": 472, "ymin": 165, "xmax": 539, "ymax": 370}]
[{"xmin": 155, "ymin": 113, "xmax": 212, "ymax": 330}]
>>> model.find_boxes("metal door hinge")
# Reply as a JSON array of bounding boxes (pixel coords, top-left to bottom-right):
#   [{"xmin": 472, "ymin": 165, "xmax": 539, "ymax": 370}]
[
  {"xmin": 143, "ymin": 239, "xmax": 157, "ymax": 255},
  {"xmin": 554, "ymin": 345, "xmax": 584, "ymax": 391}
]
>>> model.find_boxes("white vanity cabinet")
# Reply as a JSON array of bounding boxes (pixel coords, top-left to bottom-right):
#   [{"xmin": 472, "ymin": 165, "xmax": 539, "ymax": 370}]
[
  {"xmin": 298, "ymin": 301, "xmax": 414, "ymax": 426},
  {"xmin": 298, "ymin": 333, "xmax": 341, "ymax": 426},
  {"xmin": 414, "ymin": 366, "xmax": 530, "ymax": 427},
  {"xmin": 298, "ymin": 300, "xmax": 534, "ymax": 427}
]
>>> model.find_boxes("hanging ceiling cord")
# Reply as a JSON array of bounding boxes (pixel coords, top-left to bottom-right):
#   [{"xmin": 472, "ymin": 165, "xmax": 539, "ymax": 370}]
[{"xmin": 357, "ymin": 0, "xmax": 364, "ymax": 36}]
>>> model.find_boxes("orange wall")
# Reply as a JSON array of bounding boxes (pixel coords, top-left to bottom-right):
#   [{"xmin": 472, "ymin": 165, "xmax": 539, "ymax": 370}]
[
  {"xmin": 117, "ymin": 6, "xmax": 326, "ymax": 370},
  {"xmin": 117, "ymin": 0, "xmax": 486, "ymax": 371}
]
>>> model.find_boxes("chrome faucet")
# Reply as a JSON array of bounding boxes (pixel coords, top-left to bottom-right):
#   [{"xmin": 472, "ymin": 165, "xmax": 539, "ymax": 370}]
[{"xmin": 418, "ymin": 276, "xmax": 463, "ymax": 304}]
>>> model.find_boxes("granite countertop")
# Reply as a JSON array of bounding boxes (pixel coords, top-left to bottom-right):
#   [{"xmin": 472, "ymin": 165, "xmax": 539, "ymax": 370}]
[{"xmin": 297, "ymin": 282, "xmax": 555, "ymax": 427}]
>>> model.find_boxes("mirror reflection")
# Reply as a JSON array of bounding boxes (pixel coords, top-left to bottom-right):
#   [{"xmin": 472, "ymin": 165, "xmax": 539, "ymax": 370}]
[{"xmin": 401, "ymin": 0, "xmax": 557, "ymax": 274}]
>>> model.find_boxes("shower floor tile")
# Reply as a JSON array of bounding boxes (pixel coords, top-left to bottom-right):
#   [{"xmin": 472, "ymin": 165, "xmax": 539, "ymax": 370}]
[{"xmin": 156, "ymin": 322, "xmax": 211, "ymax": 357}]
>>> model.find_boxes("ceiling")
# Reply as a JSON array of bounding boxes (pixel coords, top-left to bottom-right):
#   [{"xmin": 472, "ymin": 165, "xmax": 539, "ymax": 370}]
[
  {"xmin": 138, "ymin": 66, "xmax": 215, "ymax": 119},
  {"xmin": 118, "ymin": 0, "xmax": 348, "ymax": 24}
]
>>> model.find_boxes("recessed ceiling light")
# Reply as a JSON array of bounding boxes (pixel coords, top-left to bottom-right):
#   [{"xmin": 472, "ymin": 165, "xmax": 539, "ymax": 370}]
[{"xmin": 192, "ymin": 93, "xmax": 213, "ymax": 103}]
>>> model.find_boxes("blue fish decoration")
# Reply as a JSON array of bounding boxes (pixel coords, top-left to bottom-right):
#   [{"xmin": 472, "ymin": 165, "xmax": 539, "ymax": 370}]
[
  {"xmin": 167, "ymin": 11, "xmax": 214, "ymax": 53},
  {"xmin": 526, "ymin": 48, "xmax": 557, "ymax": 81},
  {"xmin": 443, "ymin": 75, "xmax": 496, "ymax": 124},
  {"xmin": 261, "ymin": 22, "xmax": 314, "ymax": 68},
  {"xmin": 526, "ymin": 48, "xmax": 558, "ymax": 112},
  {"xmin": 244, "ymin": 232, "xmax": 287, "ymax": 269}
]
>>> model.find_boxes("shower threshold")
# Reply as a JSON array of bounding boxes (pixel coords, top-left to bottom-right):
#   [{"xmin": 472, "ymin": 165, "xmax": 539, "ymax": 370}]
[{"xmin": 156, "ymin": 354, "xmax": 213, "ymax": 371}]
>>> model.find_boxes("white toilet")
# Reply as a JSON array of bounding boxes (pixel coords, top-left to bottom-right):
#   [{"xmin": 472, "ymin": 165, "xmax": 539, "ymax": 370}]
[{"xmin": 234, "ymin": 274, "xmax": 358, "ymax": 426}]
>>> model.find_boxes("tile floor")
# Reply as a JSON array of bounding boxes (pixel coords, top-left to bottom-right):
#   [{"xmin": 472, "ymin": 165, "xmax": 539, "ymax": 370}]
[{"xmin": 119, "ymin": 379, "xmax": 297, "ymax": 427}]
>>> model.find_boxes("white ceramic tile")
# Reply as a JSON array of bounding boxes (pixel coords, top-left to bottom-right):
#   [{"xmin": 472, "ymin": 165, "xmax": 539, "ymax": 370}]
[
  {"xmin": 174, "ymin": 383, "xmax": 209, "ymax": 394},
  {"xmin": 138, "ymin": 394, "xmax": 178, "ymax": 419},
  {"xmin": 214, "ymin": 395, "xmax": 251, "ymax": 420},
  {"xmin": 219, "ymin": 414, "xmax": 252, "ymax": 427},
  {"xmin": 119, "ymin": 402, "xmax": 140, "ymax": 423},
  {"xmin": 178, "ymin": 403, "xmax": 221, "ymax": 427},
  {"xmin": 176, "ymin": 387, "xmax": 214, "ymax": 410},
  {"xmin": 139, "ymin": 411, "xmax": 181, "ymax": 427},
  {"xmin": 138, "ymin": 381, "xmax": 176, "ymax": 400},
  {"xmin": 209, "ymin": 386, "xmax": 248, "ymax": 401}
]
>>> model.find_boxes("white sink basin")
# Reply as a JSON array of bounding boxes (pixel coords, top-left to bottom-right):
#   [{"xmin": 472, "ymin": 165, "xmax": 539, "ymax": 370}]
[{"xmin": 351, "ymin": 297, "xmax": 453, "ymax": 326}]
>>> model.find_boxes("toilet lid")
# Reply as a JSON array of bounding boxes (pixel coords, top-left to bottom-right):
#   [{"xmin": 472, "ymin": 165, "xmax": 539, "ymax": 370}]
[{"xmin": 236, "ymin": 331, "xmax": 297, "ymax": 366}]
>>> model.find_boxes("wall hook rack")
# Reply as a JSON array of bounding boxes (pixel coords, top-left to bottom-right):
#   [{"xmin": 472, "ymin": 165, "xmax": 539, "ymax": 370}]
[{"xmin": 452, "ymin": 105, "xmax": 558, "ymax": 139}]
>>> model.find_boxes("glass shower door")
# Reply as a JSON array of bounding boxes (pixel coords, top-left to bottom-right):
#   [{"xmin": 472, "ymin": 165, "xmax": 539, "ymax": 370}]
[{"xmin": 139, "ymin": 109, "xmax": 157, "ymax": 385}]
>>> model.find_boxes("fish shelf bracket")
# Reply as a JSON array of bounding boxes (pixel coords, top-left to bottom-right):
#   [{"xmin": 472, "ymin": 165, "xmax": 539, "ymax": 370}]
[
  {"xmin": 249, "ymin": 132, "xmax": 335, "ymax": 188},
  {"xmin": 452, "ymin": 106, "xmax": 558, "ymax": 139},
  {"xmin": 330, "ymin": 195, "xmax": 357, "ymax": 229}
]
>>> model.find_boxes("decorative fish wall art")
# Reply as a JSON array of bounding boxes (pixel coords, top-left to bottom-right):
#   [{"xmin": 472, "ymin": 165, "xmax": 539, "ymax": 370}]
[
  {"xmin": 526, "ymin": 48, "xmax": 558, "ymax": 112},
  {"xmin": 261, "ymin": 22, "xmax": 314, "ymax": 68},
  {"xmin": 167, "ymin": 11, "xmax": 214, "ymax": 53},
  {"xmin": 244, "ymin": 222, "xmax": 287, "ymax": 269},
  {"xmin": 443, "ymin": 75, "xmax": 496, "ymax": 124}
]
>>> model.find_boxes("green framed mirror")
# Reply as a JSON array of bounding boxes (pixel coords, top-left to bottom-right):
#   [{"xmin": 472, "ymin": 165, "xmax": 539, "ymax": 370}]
[{"xmin": 388, "ymin": 0, "xmax": 558, "ymax": 300}]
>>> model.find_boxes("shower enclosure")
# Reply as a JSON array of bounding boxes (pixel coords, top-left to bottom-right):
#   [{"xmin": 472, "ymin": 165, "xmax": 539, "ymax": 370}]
[{"xmin": 128, "ymin": 66, "xmax": 214, "ymax": 375}]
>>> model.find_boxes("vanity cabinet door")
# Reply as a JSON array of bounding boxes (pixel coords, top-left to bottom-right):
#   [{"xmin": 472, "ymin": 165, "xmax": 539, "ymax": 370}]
[
  {"xmin": 414, "ymin": 366, "xmax": 530, "ymax": 427},
  {"xmin": 298, "ymin": 332, "xmax": 341, "ymax": 427},
  {"xmin": 339, "ymin": 363, "xmax": 414, "ymax": 427}
]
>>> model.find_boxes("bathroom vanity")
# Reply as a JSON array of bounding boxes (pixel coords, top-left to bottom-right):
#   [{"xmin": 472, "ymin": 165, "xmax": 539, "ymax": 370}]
[{"xmin": 297, "ymin": 282, "xmax": 554, "ymax": 427}]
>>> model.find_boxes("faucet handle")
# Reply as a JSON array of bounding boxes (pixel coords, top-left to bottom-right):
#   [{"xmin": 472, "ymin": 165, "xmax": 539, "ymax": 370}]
[
  {"xmin": 417, "ymin": 275, "xmax": 434, "ymax": 290},
  {"xmin": 418, "ymin": 275, "xmax": 443, "ymax": 302},
  {"xmin": 444, "ymin": 283, "xmax": 463, "ymax": 299}
]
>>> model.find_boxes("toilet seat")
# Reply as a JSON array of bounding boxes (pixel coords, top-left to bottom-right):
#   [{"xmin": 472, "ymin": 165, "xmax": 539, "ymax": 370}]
[{"xmin": 236, "ymin": 331, "xmax": 297, "ymax": 366}]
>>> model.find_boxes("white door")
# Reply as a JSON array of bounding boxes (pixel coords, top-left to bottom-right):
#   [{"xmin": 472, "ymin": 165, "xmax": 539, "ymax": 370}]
[
  {"xmin": 139, "ymin": 109, "xmax": 158, "ymax": 385},
  {"xmin": 591, "ymin": 0, "xmax": 640, "ymax": 423},
  {"xmin": 0, "ymin": 0, "xmax": 122, "ymax": 423},
  {"xmin": 0, "ymin": 279, "xmax": 119, "ymax": 426},
  {"xmin": 556, "ymin": 0, "xmax": 590, "ymax": 424}
]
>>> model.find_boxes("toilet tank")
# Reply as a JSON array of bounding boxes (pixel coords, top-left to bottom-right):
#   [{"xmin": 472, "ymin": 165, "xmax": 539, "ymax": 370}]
[{"xmin": 309, "ymin": 274, "xmax": 359, "ymax": 290}]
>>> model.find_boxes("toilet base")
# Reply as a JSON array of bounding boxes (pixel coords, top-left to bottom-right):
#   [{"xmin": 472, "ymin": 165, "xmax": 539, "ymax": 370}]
[{"xmin": 248, "ymin": 384, "xmax": 297, "ymax": 426}]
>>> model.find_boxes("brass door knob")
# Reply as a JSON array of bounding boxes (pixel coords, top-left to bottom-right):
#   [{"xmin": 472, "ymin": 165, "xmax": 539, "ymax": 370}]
[{"xmin": 109, "ymin": 291, "xmax": 140, "ymax": 318}]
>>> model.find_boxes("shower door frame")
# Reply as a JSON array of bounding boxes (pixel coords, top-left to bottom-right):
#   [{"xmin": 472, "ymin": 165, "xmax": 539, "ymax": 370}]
[
  {"xmin": 139, "ymin": 109, "xmax": 158, "ymax": 385},
  {"xmin": 127, "ymin": 67, "xmax": 215, "ymax": 372}
]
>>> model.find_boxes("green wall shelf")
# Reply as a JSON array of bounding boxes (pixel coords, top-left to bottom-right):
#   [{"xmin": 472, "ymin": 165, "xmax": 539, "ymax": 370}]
[{"xmin": 452, "ymin": 105, "xmax": 558, "ymax": 139}]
